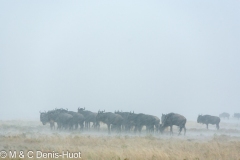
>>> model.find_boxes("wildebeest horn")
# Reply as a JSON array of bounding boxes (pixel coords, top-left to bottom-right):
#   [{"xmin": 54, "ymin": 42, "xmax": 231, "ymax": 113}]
[
  {"xmin": 104, "ymin": 110, "xmax": 105, "ymax": 112},
  {"xmin": 84, "ymin": 107, "xmax": 85, "ymax": 110}
]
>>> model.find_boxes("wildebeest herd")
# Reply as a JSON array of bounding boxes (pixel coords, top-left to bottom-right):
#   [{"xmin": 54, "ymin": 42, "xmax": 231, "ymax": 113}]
[{"xmin": 40, "ymin": 108, "xmax": 240, "ymax": 135}]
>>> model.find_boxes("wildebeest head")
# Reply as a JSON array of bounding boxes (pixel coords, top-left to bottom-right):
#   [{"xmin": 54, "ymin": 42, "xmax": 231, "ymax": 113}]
[
  {"xmin": 197, "ymin": 115, "xmax": 202, "ymax": 123},
  {"xmin": 40, "ymin": 112, "xmax": 48, "ymax": 125},
  {"xmin": 78, "ymin": 107, "xmax": 85, "ymax": 113}
]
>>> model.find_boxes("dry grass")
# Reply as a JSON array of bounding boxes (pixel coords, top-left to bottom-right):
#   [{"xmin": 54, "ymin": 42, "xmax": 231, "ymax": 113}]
[{"xmin": 0, "ymin": 120, "xmax": 240, "ymax": 160}]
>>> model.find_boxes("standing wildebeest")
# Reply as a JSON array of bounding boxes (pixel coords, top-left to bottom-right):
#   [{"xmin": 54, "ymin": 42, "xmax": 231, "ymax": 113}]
[
  {"xmin": 114, "ymin": 111, "xmax": 133, "ymax": 132},
  {"xmin": 219, "ymin": 112, "xmax": 230, "ymax": 119},
  {"xmin": 197, "ymin": 115, "xmax": 220, "ymax": 130},
  {"xmin": 67, "ymin": 111, "xmax": 85, "ymax": 130},
  {"xmin": 160, "ymin": 113, "xmax": 186, "ymax": 135},
  {"xmin": 47, "ymin": 109, "xmax": 75, "ymax": 130},
  {"xmin": 96, "ymin": 111, "xmax": 124, "ymax": 134},
  {"xmin": 127, "ymin": 113, "xmax": 160, "ymax": 133},
  {"xmin": 40, "ymin": 111, "xmax": 55, "ymax": 130},
  {"xmin": 78, "ymin": 107, "xmax": 99, "ymax": 130},
  {"xmin": 233, "ymin": 113, "xmax": 240, "ymax": 120}
]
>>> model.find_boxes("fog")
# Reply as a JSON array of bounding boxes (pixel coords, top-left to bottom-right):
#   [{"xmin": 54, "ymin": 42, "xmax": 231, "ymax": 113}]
[{"xmin": 0, "ymin": 1, "xmax": 239, "ymax": 121}]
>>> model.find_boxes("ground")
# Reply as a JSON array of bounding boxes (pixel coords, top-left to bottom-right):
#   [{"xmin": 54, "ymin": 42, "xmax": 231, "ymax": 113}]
[{"xmin": 0, "ymin": 119, "xmax": 240, "ymax": 160}]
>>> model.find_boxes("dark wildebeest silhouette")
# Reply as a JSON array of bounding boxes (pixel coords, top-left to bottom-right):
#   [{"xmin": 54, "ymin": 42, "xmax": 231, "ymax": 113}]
[
  {"xmin": 219, "ymin": 112, "xmax": 230, "ymax": 119},
  {"xmin": 127, "ymin": 113, "xmax": 160, "ymax": 133},
  {"xmin": 197, "ymin": 114, "xmax": 220, "ymax": 130},
  {"xmin": 160, "ymin": 113, "xmax": 186, "ymax": 135},
  {"xmin": 40, "ymin": 111, "xmax": 55, "ymax": 130},
  {"xmin": 67, "ymin": 111, "xmax": 85, "ymax": 130},
  {"xmin": 233, "ymin": 113, "xmax": 240, "ymax": 120},
  {"xmin": 78, "ymin": 107, "xmax": 99, "ymax": 130},
  {"xmin": 47, "ymin": 108, "xmax": 82, "ymax": 130},
  {"xmin": 114, "ymin": 111, "xmax": 135, "ymax": 132},
  {"xmin": 96, "ymin": 111, "xmax": 124, "ymax": 134}
]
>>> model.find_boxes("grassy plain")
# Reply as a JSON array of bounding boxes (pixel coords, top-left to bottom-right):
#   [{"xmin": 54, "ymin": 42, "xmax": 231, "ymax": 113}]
[{"xmin": 0, "ymin": 120, "xmax": 240, "ymax": 160}]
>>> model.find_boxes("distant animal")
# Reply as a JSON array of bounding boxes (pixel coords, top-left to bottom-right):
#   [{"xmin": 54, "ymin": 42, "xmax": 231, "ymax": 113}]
[
  {"xmin": 197, "ymin": 115, "xmax": 220, "ymax": 130},
  {"xmin": 55, "ymin": 112, "xmax": 73, "ymax": 130},
  {"xmin": 67, "ymin": 111, "xmax": 85, "ymax": 130},
  {"xmin": 160, "ymin": 113, "xmax": 186, "ymax": 135},
  {"xmin": 114, "ymin": 111, "xmax": 134, "ymax": 132},
  {"xmin": 127, "ymin": 113, "xmax": 160, "ymax": 133},
  {"xmin": 96, "ymin": 111, "xmax": 124, "ymax": 134},
  {"xmin": 78, "ymin": 107, "xmax": 99, "ymax": 130},
  {"xmin": 233, "ymin": 113, "xmax": 240, "ymax": 120},
  {"xmin": 219, "ymin": 112, "xmax": 230, "ymax": 119},
  {"xmin": 46, "ymin": 108, "xmax": 84, "ymax": 130}
]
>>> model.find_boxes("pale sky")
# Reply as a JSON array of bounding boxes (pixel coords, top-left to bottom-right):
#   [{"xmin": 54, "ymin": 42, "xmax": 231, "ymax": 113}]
[{"xmin": 0, "ymin": 1, "xmax": 240, "ymax": 120}]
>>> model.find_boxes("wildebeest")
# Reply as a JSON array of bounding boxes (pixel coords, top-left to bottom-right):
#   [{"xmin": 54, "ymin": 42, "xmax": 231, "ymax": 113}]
[
  {"xmin": 127, "ymin": 113, "xmax": 160, "ymax": 133},
  {"xmin": 78, "ymin": 107, "xmax": 99, "ymax": 130},
  {"xmin": 41, "ymin": 108, "xmax": 84, "ymax": 129},
  {"xmin": 67, "ymin": 111, "xmax": 85, "ymax": 130},
  {"xmin": 96, "ymin": 111, "xmax": 124, "ymax": 134},
  {"xmin": 40, "ymin": 111, "xmax": 55, "ymax": 130},
  {"xmin": 233, "ymin": 113, "xmax": 240, "ymax": 120},
  {"xmin": 114, "ymin": 111, "xmax": 134, "ymax": 132},
  {"xmin": 219, "ymin": 112, "xmax": 230, "ymax": 119},
  {"xmin": 55, "ymin": 112, "xmax": 73, "ymax": 130},
  {"xmin": 197, "ymin": 114, "xmax": 220, "ymax": 130},
  {"xmin": 160, "ymin": 113, "xmax": 186, "ymax": 135}
]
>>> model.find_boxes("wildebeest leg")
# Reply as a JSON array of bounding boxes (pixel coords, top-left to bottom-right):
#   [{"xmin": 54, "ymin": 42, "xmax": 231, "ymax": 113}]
[
  {"xmin": 184, "ymin": 126, "xmax": 186, "ymax": 135},
  {"xmin": 139, "ymin": 125, "xmax": 143, "ymax": 134},
  {"xmin": 178, "ymin": 127, "xmax": 182, "ymax": 135},
  {"xmin": 50, "ymin": 121, "xmax": 54, "ymax": 130},
  {"xmin": 57, "ymin": 122, "xmax": 61, "ymax": 130},
  {"xmin": 88, "ymin": 122, "xmax": 90, "ymax": 130},
  {"xmin": 134, "ymin": 126, "xmax": 138, "ymax": 133},
  {"xmin": 84, "ymin": 121, "xmax": 88, "ymax": 130},
  {"xmin": 80, "ymin": 122, "xmax": 84, "ymax": 131},
  {"xmin": 216, "ymin": 123, "xmax": 219, "ymax": 130},
  {"xmin": 170, "ymin": 126, "xmax": 173, "ymax": 135},
  {"xmin": 206, "ymin": 124, "xmax": 208, "ymax": 129},
  {"xmin": 118, "ymin": 125, "xmax": 121, "ymax": 133},
  {"xmin": 107, "ymin": 124, "xmax": 111, "ymax": 134}
]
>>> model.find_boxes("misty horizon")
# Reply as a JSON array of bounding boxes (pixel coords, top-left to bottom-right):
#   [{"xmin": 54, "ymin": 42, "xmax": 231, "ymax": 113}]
[{"xmin": 1, "ymin": 1, "xmax": 240, "ymax": 121}]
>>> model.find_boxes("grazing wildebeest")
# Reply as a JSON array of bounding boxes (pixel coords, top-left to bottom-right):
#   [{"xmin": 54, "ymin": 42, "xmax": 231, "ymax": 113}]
[
  {"xmin": 96, "ymin": 111, "xmax": 124, "ymax": 134},
  {"xmin": 219, "ymin": 112, "xmax": 230, "ymax": 119},
  {"xmin": 233, "ymin": 113, "xmax": 240, "ymax": 120},
  {"xmin": 160, "ymin": 113, "xmax": 187, "ymax": 135},
  {"xmin": 197, "ymin": 115, "xmax": 220, "ymax": 130},
  {"xmin": 127, "ymin": 113, "xmax": 160, "ymax": 133},
  {"xmin": 78, "ymin": 107, "xmax": 99, "ymax": 130}
]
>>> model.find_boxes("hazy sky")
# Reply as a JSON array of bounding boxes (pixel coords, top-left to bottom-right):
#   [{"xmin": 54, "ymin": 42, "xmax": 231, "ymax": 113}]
[{"xmin": 1, "ymin": 1, "xmax": 240, "ymax": 120}]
